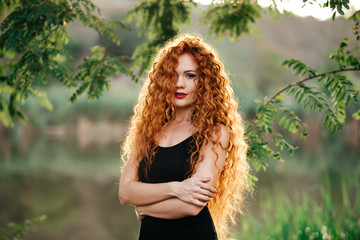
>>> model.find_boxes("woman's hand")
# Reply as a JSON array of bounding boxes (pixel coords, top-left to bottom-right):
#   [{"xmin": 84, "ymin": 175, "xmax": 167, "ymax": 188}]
[{"xmin": 171, "ymin": 176, "xmax": 217, "ymax": 207}]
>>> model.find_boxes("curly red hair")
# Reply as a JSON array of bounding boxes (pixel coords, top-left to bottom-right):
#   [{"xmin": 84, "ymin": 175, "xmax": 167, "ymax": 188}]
[{"xmin": 121, "ymin": 33, "xmax": 252, "ymax": 240}]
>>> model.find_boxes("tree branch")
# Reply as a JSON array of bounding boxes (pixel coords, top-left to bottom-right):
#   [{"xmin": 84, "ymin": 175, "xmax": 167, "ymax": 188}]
[
  {"xmin": 253, "ymin": 67, "xmax": 360, "ymax": 122},
  {"xmin": 265, "ymin": 67, "xmax": 359, "ymax": 106}
]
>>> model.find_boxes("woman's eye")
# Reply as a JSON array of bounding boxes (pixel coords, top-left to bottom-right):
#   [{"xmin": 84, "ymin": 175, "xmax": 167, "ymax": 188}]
[{"xmin": 186, "ymin": 74, "xmax": 196, "ymax": 79}]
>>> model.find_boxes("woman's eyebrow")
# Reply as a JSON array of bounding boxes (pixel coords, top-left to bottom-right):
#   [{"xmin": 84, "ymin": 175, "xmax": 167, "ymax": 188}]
[{"xmin": 184, "ymin": 70, "xmax": 197, "ymax": 73}]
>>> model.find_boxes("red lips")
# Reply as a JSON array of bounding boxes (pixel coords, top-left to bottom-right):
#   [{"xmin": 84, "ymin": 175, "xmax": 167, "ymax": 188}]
[{"xmin": 175, "ymin": 92, "xmax": 187, "ymax": 99}]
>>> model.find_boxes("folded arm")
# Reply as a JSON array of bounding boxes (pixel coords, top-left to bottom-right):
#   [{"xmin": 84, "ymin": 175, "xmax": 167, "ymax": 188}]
[
  {"xmin": 135, "ymin": 125, "xmax": 230, "ymax": 219},
  {"xmin": 119, "ymin": 160, "xmax": 175, "ymax": 206},
  {"xmin": 119, "ymin": 151, "xmax": 216, "ymax": 206},
  {"xmin": 136, "ymin": 198, "xmax": 203, "ymax": 220}
]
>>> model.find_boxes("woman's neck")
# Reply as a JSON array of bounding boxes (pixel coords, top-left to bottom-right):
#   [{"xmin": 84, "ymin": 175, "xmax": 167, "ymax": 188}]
[{"xmin": 173, "ymin": 106, "xmax": 193, "ymax": 123}]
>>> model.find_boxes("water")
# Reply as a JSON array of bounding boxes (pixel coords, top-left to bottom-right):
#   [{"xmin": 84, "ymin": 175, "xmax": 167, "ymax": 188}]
[{"xmin": 0, "ymin": 137, "xmax": 139, "ymax": 240}]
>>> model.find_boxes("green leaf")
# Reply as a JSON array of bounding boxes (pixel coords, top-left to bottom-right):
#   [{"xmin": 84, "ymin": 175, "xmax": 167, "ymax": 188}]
[
  {"xmin": 352, "ymin": 109, "xmax": 360, "ymax": 120},
  {"xmin": 90, "ymin": 45, "xmax": 106, "ymax": 60},
  {"xmin": 348, "ymin": 10, "xmax": 360, "ymax": 21},
  {"xmin": 336, "ymin": 100, "xmax": 346, "ymax": 123},
  {"xmin": 34, "ymin": 89, "xmax": 53, "ymax": 111},
  {"xmin": 308, "ymin": 69, "xmax": 316, "ymax": 77},
  {"xmin": 284, "ymin": 118, "xmax": 290, "ymax": 129},
  {"xmin": 278, "ymin": 116, "xmax": 286, "ymax": 125},
  {"xmin": 293, "ymin": 65, "xmax": 304, "ymax": 75},
  {"xmin": 337, "ymin": 3, "xmax": 344, "ymax": 15},
  {"xmin": 300, "ymin": 129, "xmax": 308, "ymax": 138}
]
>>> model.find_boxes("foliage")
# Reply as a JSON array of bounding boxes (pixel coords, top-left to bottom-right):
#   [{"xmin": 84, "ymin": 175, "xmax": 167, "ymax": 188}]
[
  {"xmin": 124, "ymin": 0, "xmax": 360, "ymax": 171},
  {"xmin": 1, "ymin": 0, "xmax": 360, "ymax": 171},
  {"xmin": 124, "ymin": 0, "xmax": 196, "ymax": 77},
  {"xmin": 235, "ymin": 169, "xmax": 360, "ymax": 239},
  {"xmin": 0, "ymin": 0, "xmax": 130, "ymax": 127},
  {"xmin": 0, "ymin": 215, "xmax": 46, "ymax": 240},
  {"xmin": 201, "ymin": 0, "xmax": 262, "ymax": 41},
  {"xmin": 1, "ymin": 1, "xmax": 359, "ymax": 240},
  {"xmin": 247, "ymin": 17, "xmax": 360, "ymax": 170}
]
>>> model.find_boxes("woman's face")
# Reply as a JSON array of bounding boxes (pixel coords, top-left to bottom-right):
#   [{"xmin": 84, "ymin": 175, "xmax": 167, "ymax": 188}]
[{"xmin": 174, "ymin": 53, "xmax": 198, "ymax": 109}]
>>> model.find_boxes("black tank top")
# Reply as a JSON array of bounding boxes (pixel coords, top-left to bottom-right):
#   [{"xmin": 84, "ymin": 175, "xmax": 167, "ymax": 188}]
[{"xmin": 138, "ymin": 134, "xmax": 218, "ymax": 240}]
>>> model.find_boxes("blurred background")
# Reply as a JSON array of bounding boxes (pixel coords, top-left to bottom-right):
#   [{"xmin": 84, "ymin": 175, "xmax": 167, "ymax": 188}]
[{"xmin": 0, "ymin": 0, "xmax": 359, "ymax": 239}]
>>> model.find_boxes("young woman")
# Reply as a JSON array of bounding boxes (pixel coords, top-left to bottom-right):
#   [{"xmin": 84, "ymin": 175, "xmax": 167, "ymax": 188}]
[{"xmin": 119, "ymin": 34, "xmax": 252, "ymax": 240}]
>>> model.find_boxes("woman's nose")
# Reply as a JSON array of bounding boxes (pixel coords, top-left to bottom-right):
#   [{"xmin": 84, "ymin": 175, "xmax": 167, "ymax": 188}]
[{"xmin": 176, "ymin": 76, "xmax": 185, "ymax": 88}]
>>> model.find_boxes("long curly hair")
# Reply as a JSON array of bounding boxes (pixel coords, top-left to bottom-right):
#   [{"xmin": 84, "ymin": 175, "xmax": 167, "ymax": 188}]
[{"xmin": 121, "ymin": 33, "xmax": 252, "ymax": 240}]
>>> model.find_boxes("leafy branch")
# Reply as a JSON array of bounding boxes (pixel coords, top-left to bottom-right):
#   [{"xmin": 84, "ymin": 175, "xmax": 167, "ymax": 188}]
[
  {"xmin": 1, "ymin": 0, "xmax": 359, "ymax": 174},
  {"xmin": 201, "ymin": 0, "xmax": 262, "ymax": 41},
  {"xmin": 0, "ymin": 0, "xmax": 131, "ymax": 127},
  {"xmin": 247, "ymin": 36, "xmax": 360, "ymax": 169},
  {"xmin": 263, "ymin": 67, "xmax": 359, "ymax": 107},
  {"xmin": 124, "ymin": 0, "xmax": 197, "ymax": 78},
  {"xmin": 0, "ymin": 215, "xmax": 46, "ymax": 240}
]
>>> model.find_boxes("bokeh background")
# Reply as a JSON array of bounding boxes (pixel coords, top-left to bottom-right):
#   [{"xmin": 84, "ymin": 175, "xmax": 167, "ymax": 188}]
[{"xmin": 0, "ymin": 0, "xmax": 359, "ymax": 239}]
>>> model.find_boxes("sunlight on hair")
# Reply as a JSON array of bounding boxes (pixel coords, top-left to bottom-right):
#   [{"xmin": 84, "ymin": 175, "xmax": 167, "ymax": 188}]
[{"xmin": 121, "ymin": 33, "xmax": 252, "ymax": 240}]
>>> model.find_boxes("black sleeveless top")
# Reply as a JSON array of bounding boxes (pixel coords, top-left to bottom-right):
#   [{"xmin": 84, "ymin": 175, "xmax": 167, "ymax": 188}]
[{"xmin": 138, "ymin": 135, "xmax": 218, "ymax": 240}]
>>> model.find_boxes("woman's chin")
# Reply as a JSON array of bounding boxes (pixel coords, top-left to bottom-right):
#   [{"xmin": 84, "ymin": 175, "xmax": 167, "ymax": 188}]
[{"xmin": 174, "ymin": 103, "xmax": 194, "ymax": 109}]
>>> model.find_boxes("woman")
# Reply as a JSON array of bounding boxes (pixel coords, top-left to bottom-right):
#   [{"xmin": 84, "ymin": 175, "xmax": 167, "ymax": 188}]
[{"xmin": 119, "ymin": 34, "xmax": 251, "ymax": 240}]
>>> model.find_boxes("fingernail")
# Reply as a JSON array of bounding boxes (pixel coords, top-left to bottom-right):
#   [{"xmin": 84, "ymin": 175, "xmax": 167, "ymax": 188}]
[
  {"xmin": 206, "ymin": 177, "xmax": 211, "ymax": 180},
  {"xmin": 215, "ymin": 190, "xmax": 218, "ymax": 194}
]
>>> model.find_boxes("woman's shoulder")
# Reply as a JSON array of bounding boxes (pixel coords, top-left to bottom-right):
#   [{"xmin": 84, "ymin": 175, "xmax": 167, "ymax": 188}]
[{"xmin": 207, "ymin": 123, "xmax": 230, "ymax": 147}]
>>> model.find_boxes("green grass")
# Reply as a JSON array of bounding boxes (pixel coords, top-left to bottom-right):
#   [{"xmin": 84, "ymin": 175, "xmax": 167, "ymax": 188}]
[{"xmin": 235, "ymin": 168, "xmax": 360, "ymax": 240}]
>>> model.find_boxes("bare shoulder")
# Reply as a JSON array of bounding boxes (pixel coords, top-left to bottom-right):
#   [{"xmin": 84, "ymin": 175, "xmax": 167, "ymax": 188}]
[
  {"xmin": 209, "ymin": 123, "xmax": 230, "ymax": 148},
  {"xmin": 195, "ymin": 124, "xmax": 229, "ymax": 177}
]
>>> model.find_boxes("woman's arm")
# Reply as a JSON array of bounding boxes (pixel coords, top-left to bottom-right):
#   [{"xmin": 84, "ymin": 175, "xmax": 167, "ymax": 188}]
[
  {"xmin": 119, "ymin": 151, "xmax": 216, "ymax": 206},
  {"xmin": 136, "ymin": 198, "xmax": 204, "ymax": 220},
  {"xmin": 119, "ymin": 160, "xmax": 175, "ymax": 206},
  {"xmin": 135, "ymin": 125, "xmax": 230, "ymax": 219}
]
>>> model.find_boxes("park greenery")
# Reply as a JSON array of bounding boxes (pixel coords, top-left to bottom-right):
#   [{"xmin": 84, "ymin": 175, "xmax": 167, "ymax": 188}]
[
  {"xmin": 0, "ymin": 215, "xmax": 46, "ymax": 240},
  {"xmin": 237, "ymin": 167, "xmax": 360, "ymax": 239},
  {"xmin": 0, "ymin": 0, "xmax": 360, "ymax": 239},
  {"xmin": 1, "ymin": 0, "xmax": 359, "ymax": 173}
]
